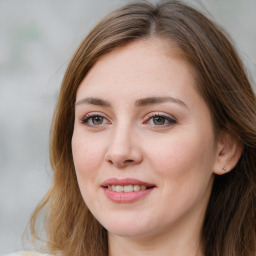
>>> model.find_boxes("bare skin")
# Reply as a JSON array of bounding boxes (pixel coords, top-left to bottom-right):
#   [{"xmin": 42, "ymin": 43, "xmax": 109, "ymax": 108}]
[{"xmin": 72, "ymin": 38, "xmax": 242, "ymax": 256}]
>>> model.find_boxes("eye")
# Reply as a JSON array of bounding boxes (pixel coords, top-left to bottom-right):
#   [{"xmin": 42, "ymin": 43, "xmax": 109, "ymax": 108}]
[
  {"xmin": 152, "ymin": 116, "xmax": 167, "ymax": 125},
  {"xmin": 90, "ymin": 116, "xmax": 105, "ymax": 125},
  {"xmin": 81, "ymin": 113, "xmax": 109, "ymax": 127},
  {"xmin": 147, "ymin": 113, "xmax": 177, "ymax": 127}
]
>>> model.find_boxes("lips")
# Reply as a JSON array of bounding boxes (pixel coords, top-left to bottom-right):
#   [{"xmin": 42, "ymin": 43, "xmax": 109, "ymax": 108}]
[{"xmin": 101, "ymin": 178, "xmax": 156, "ymax": 203}]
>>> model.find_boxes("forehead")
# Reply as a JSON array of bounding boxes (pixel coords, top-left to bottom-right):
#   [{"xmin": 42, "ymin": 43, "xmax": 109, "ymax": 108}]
[{"xmin": 77, "ymin": 38, "xmax": 198, "ymax": 99}]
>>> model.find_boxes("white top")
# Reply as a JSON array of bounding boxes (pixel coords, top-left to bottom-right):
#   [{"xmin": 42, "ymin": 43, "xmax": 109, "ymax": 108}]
[
  {"xmin": 4, "ymin": 253, "xmax": 50, "ymax": 256},
  {"xmin": 3, "ymin": 254, "xmax": 22, "ymax": 256},
  {"xmin": 4, "ymin": 254, "xmax": 23, "ymax": 256}
]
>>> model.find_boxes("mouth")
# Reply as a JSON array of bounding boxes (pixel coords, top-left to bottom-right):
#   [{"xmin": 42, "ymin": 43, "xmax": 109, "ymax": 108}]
[
  {"xmin": 105, "ymin": 184, "xmax": 154, "ymax": 192},
  {"xmin": 101, "ymin": 178, "xmax": 156, "ymax": 203}
]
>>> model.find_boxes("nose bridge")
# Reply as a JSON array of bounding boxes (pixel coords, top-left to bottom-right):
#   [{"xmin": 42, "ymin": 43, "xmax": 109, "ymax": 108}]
[
  {"xmin": 112, "ymin": 122, "xmax": 132, "ymax": 149},
  {"xmin": 105, "ymin": 120, "xmax": 142, "ymax": 167}
]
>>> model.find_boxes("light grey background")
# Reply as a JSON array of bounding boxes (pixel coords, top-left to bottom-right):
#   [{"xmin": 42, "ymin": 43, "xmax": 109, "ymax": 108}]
[{"xmin": 0, "ymin": 0, "xmax": 255, "ymax": 254}]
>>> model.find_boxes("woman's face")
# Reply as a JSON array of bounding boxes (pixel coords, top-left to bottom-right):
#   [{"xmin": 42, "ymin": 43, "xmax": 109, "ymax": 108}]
[{"xmin": 72, "ymin": 39, "xmax": 220, "ymax": 239}]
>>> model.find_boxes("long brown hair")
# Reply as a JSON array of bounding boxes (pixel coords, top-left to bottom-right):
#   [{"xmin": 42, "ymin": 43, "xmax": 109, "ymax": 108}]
[{"xmin": 30, "ymin": 1, "xmax": 256, "ymax": 256}]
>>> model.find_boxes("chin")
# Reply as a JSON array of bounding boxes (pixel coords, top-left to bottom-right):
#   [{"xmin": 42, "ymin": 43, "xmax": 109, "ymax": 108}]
[
  {"xmin": 98, "ymin": 214, "xmax": 160, "ymax": 238},
  {"xmin": 107, "ymin": 226, "xmax": 152, "ymax": 238}
]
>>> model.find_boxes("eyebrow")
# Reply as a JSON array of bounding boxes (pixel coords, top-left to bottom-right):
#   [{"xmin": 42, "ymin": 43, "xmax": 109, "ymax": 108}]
[
  {"xmin": 75, "ymin": 96, "xmax": 188, "ymax": 109},
  {"xmin": 135, "ymin": 96, "xmax": 188, "ymax": 108},
  {"xmin": 76, "ymin": 97, "xmax": 111, "ymax": 107}
]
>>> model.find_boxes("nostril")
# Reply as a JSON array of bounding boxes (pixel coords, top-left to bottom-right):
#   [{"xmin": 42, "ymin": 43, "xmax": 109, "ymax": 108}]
[
  {"xmin": 106, "ymin": 158, "xmax": 134, "ymax": 168},
  {"xmin": 107, "ymin": 159, "xmax": 114, "ymax": 164},
  {"xmin": 125, "ymin": 159, "xmax": 134, "ymax": 163}
]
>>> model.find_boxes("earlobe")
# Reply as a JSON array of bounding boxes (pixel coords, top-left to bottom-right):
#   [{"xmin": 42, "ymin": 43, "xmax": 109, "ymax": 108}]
[{"xmin": 213, "ymin": 132, "xmax": 243, "ymax": 175}]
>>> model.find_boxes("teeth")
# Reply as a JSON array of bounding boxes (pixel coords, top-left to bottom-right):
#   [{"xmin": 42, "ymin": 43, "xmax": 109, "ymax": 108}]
[
  {"xmin": 107, "ymin": 184, "xmax": 150, "ymax": 192},
  {"xmin": 133, "ymin": 185, "xmax": 141, "ymax": 192},
  {"xmin": 124, "ymin": 185, "xmax": 133, "ymax": 192},
  {"xmin": 115, "ymin": 185, "xmax": 124, "ymax": 192}
]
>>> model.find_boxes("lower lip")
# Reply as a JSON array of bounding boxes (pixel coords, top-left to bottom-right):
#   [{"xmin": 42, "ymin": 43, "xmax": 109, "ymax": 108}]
[{"xmin": 103, "ymin": 187, "xmax": 155, "ymax": 203}]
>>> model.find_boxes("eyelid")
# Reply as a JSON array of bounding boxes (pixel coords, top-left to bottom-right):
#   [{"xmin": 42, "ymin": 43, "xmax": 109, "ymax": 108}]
[
  {"xmin": 144, "ymin": 112, "xmax": 177, "ymax": 126},
  {"xmin": 80, "ymin": 112, "xmax": 111, "ymax": 126},
  {"xmin": 79, "ymin": 111, "xmax": 176, "ymax": 128}
]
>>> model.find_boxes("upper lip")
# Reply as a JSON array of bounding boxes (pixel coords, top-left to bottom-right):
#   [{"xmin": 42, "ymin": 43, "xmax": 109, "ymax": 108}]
[{"xmin": 101, "ymin": 178, "xmax": 156, "ymax": 187}]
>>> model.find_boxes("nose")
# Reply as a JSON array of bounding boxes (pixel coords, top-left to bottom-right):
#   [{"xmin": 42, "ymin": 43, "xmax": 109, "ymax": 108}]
[{"xmin": 105, "ymin": 125, "xmax": 143, "ymax": 168}]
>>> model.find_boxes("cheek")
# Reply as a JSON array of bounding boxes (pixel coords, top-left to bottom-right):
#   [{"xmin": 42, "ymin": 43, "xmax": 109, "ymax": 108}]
[
  {"xmin": 144, "ymin": 131, "xmax": 215, "ymax": 218},
  {"xmin": 71, "ymin": 131, "xmax": 106, "ymax": 180},
  {"xmin": 71, "ymin": 131, "xmax": 107, "ymax": 209},
  {"xmin": 146, "ymin": 128, "xmax": 216, "ymax": 186}
]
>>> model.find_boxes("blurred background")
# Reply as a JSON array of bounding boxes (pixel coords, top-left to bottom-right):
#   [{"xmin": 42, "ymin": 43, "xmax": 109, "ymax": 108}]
[{"xmin": 0, "ymin": 0, "xmax": 255, "ymax": 254}]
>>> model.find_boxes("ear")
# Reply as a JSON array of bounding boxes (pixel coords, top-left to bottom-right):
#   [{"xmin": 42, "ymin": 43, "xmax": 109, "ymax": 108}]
[{"xmin": 213, "ymin": 132, "xmax": 243, "ymax": 175}]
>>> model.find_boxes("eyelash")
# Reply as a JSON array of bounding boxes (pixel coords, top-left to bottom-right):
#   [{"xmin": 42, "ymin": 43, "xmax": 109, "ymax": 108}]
[
  {"xmin": 81, "ymin": 113, "xmax": 109, "ymax": 127},
  {"xmin": 80, "ymin": 112, "xmax": 177, "ymax": 128},
  {"xmin": 146, "ymin": 113, "xmax": 177, "ymax": 127}
]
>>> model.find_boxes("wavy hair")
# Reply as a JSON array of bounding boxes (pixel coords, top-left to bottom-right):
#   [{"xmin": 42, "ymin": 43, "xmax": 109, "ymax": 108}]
[{"xmin": 30, "ymin": 1, "xmax": 256, "ymax": 256}]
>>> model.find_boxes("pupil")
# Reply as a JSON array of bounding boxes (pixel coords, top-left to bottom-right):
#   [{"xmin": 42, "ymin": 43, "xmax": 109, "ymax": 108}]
[
  {"xmin": 93, "ymin": 116, "xmax": 103, "ymax": 124},
  {"xmin": 153, "ymin": 116, "xmax": 165, "ymax": 125}
]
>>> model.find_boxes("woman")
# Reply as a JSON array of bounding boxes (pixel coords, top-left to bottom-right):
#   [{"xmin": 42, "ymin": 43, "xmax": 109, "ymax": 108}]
[{"xmin": 11, "ymin": 1, "xmax": 256, "ymax": 256}]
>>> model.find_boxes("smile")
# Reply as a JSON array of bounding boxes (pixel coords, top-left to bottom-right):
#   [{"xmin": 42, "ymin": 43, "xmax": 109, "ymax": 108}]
[
  {"xmin": 101, "ymin": 178, "xmax": 156, "ymax": 203},
  {"xmin": 107, "ymin": 184, "xmax": 149, "ymax": 192}
]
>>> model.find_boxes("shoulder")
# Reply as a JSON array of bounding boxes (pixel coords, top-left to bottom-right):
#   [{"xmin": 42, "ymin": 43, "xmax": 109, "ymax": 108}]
[{"xmin": 4, "ymin": 252, "xmax": 51, "ymax": 256}]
